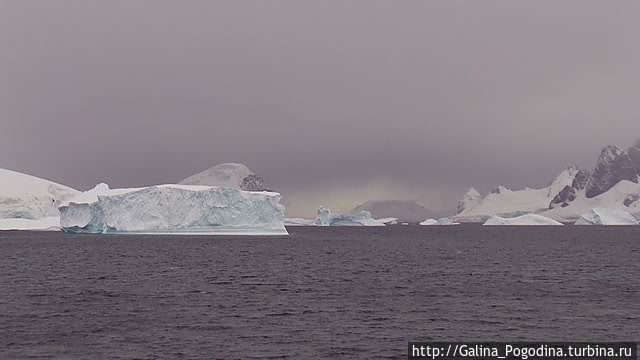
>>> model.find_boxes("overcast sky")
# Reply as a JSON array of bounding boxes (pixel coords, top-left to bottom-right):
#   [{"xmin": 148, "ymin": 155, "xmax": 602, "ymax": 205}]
[{"xmin": 2, "ymin": 0, "xmax": 640, "ymax": 216}]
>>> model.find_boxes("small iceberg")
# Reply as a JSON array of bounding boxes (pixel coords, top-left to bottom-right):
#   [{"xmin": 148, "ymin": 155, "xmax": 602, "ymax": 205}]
[
  {"xmin": 420, "ymin": 217, "xmax": 459, "ymax": 225},
  {"xmin": 574, "ymin": 208, "xmax": 639, "ymax": 225},
  {"xmin": 376, "ymin": 217, "xmax": 398, "ymax": 225},
  {"xmin": 483, "ymin": 214, "xmax": 563, "ymax": 226},
  {"xmin": 313, "ymin": 207, "xmax": 385, "ymax": 226}
]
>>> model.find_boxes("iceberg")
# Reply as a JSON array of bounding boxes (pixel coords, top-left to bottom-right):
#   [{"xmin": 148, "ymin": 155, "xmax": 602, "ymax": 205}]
[
  {"xmin": 483, "ymin": 214, "xmax": 563, "ymax": 226},
  {"xmin": 420, "ymin": 217, "xmax": 459, "ymax": 225},
  {"xmin": 315, "ymin": 206, "xmax": 332, "ymax": 226},
  {"xmin": 59, "ymin": 184, "xmax": 288, "ymax": 235},
  {"xmin": 376, "ymin": 217, "xmax": 399, "ymax": 225},
  {"xmin": 313, "ymin": 207, "xmax": 385, "ymax": 226},
  {"xmin": 419, "ymin": 218, "xmax": 439, "ymax": 226},
  {"xmin": 574, "ymin": 208, "xmax": 639, "ymax": 225}
]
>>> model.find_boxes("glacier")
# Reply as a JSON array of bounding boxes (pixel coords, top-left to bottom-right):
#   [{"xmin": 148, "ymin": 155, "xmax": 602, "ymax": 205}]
[
  {"xmin": 483, "ymin": 214, "xmax": 563, "ymax": 226},
  {"xmin": 574, "ymin": 208, "xmax": 639, "ymax": 226},
  {"xmin": 59, "ymin": 184, "xmax": 288, "ymax": 235}
]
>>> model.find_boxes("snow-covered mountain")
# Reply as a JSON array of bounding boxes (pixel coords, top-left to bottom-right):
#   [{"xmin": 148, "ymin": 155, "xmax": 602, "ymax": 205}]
[
  {"xmin": 179, "ymin": 163, "xmax": 269, "ymax": 191},
  {"xmin": 455, "ymin": 140, "xmax": 640, "ymax": 222},
  {"xmin": 0, "ymin": 168, "xmax": 79, "ymax": 220},
  {"xmin": 352, "ymin": 200, "xmax": 441, "ymax": 223},
  {"xmin": 455, "ymin": 166, "xmax": 578, "ymax": 222}
]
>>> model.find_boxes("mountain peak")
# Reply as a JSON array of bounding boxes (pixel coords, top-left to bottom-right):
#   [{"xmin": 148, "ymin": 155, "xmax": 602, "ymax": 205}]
[
  {"xmin": 465, "ymin": 187, "xmax": 481, "ymax": 197},
  {"xmin": 585, "ymin": 145, "xmax": 638, "ymax": 198}
]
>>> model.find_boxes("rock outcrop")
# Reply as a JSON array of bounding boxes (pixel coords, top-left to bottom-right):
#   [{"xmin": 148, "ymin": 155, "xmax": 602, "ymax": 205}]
[
  {"xmin": 549, "ymin": 185, "xmax": 577, "ymax": 209},
  {"xmin": 628, "ymin": 138, "xmax": 640, "ymax": 173}
]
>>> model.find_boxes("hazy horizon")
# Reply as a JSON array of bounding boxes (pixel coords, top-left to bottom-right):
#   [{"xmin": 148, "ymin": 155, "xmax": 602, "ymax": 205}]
[{"xmin": 2, "ymin": 1, "xmax": 640, "ymax": 217}]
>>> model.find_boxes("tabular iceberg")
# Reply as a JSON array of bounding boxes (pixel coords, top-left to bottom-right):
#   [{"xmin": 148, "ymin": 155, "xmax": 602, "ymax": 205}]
[
  {"xmin": 483, "ymin": 214, "xmax": 563, "ymax": 226},
  {"xmin": 574, "ymin": 208, "xmax": 639, "ymax": 225},
  {"xmin": 59, "ymin": 184, "xmax": 288, "ymax": 235}
]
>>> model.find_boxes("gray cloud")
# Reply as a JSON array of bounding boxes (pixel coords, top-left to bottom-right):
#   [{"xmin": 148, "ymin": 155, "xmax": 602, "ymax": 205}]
[{"xmin": 2, "ymin": 0, "xmax": 640, "ymax": 216}]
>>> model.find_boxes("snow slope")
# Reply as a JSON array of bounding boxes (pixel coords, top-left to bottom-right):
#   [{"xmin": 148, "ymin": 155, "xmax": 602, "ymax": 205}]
[
  {"xmin": 0, "ymin": 168, "xmax": 79, "ymax": 220},
  {"xmin": 60, "ymin": 184, "xmax": 288, "ymax": 235},
  {"xmin": 483, "ymin": 214, "xmax": 563, "ymax": 226},
  {"xmin": 456, "ymin": 188, "xmax": 481, "ymax": 214},
  {"xmin": 574, "ymin": 208, "xmax": 639, "ymax": 225},
  {"xmin": 456, "ymin": 166, "xmax": 578, "ymax": 222},
  {"xmin": 179, "ymin": 163, "xmax": 254, "ymax": 188}
]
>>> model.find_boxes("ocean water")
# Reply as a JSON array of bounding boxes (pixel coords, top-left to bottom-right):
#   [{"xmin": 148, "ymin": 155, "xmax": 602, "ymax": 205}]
[{"xmin": 1, "ymin": 226, "xmax": 638, "ymax": 359}]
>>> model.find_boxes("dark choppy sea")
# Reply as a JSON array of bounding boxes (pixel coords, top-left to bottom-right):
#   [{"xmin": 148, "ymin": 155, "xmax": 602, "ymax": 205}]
[{"xmin": 1, "ymin": 226, "xmax": 638, "ymax": 359}]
